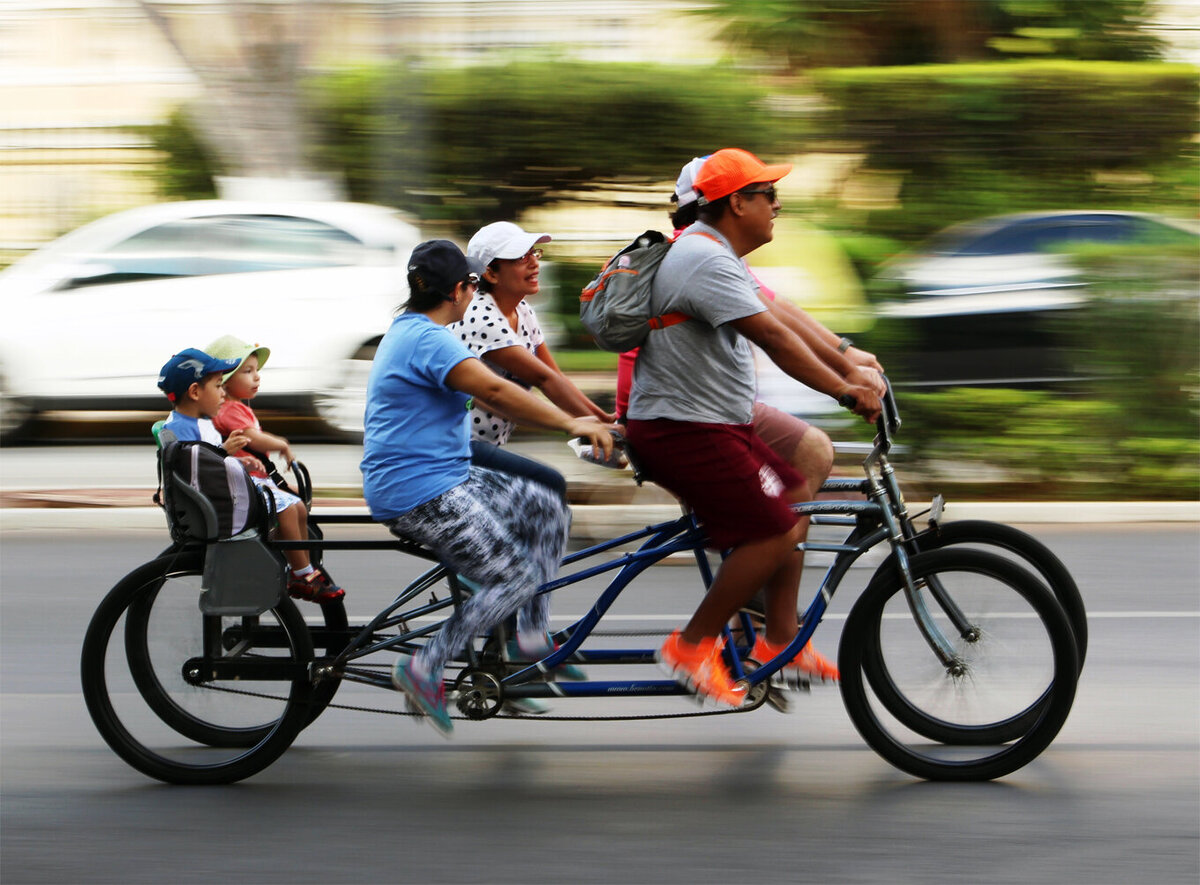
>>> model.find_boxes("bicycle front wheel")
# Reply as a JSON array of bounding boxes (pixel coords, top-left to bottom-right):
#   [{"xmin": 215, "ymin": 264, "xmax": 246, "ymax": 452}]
[
  {"xmin": 82, "ymin": 553, "xmax": 313, "ymax": 785},
  {"xmin": 839, "ymin": 548, "xmax": 1078, "ymax": 781},
  {"xmin": 912, "ymin": 519, "xmax": 1087, "ymax": 670}
]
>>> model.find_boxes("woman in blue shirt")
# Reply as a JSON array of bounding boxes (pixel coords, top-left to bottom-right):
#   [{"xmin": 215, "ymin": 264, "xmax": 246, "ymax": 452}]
[{"xmin": 361, "ymin": 240, "xmax": 612, "ymax": 734}]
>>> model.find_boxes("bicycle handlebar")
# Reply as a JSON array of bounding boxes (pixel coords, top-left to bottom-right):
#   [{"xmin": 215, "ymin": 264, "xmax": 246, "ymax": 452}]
[{"xmin": 839, "ymin": 376, "xmax": 902, "ymax": 454}]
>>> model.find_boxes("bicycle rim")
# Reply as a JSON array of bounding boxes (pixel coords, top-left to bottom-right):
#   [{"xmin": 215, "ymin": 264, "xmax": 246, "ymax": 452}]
[
  {"xmin": 913, "ymin": 519, "xmax": 1087, "ymax": 670},
  {"xmin": 82, "ymin": 555, "xmax": 313, "ymax": 784},
  {"xmin": 840, "ymin": 548, "xmax": 1078, "ymax": 781},
  {"xmin": 123, "ymin": 550, "xmax": 345, "ymax": 746}
]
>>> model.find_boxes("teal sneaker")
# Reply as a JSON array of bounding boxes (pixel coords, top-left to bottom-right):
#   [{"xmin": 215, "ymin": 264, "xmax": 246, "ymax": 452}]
[
  {"xmin": 509, "ymin": 633, "xmax": 587, "ymax": 682},
  {"xmin": 391, "ymin": 656, "xmax": 452, "ymax": 735},
  {"xmin": 503, "ymin": 697, "xmax": 552, "ymax": 716}
]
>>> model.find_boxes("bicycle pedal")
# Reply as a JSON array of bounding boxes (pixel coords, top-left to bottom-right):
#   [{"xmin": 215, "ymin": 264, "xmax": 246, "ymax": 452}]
[{"xmin": 771, "ymin": 672, "xmax": 813, "ymax": 693}]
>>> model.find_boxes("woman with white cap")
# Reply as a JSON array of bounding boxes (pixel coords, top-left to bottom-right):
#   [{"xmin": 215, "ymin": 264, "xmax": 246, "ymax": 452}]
[
  {"xmin": 450, "ymin": 221, "xmax": 614, "ymax": 451},
  {"xmin": 450, "ymin": 221, "xmax": 616, "ymax": 713}
]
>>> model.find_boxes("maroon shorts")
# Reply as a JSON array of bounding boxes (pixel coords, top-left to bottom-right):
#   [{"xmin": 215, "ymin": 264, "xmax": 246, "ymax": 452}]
[
  {"xmin": 625, "ymin": 418, "xmax": 804, "ymax": 550},
  {"xmin": 752, "ymin": 401, "xmax": 810, "ymax": 463}
]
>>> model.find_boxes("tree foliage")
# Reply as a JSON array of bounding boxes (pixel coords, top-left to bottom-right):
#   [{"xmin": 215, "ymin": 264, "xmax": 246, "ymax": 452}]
[
  {"xmin": 306, "ymin": 60, "xmax": 783, "ymax": 232},
  {"xmin": 694, "ymin": 0, "xmax": 1164, "ymax": 70},
  {"xmin": 808, "ymin": 61, "xmax": 1198, "ymax": 241},
  {"xmin": 138, "ymin": 106, "xmax": 222, "ymax": 199}
]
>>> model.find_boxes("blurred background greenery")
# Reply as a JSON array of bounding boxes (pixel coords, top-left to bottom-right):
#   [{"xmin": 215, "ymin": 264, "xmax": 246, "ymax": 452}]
[{"xmin": 3, "ymin": 0, "xmax": 1197, "ymax": 499}]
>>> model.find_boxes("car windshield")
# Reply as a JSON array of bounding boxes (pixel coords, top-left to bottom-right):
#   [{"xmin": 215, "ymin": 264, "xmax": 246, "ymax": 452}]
[
  {"xmin": 102, "ymin": 215, "xmax": 366, "ymax": 274},
  {"xmin": 13, "ymin": 213, "xmax": 372, "ymax": 289},
  {"xmin": 922, "ymin": 215, "xmax": 1196, "ymax": 258}
]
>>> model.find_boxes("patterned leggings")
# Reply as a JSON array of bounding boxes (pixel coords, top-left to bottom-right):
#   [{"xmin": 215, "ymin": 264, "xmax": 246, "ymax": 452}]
[{"xmin": 383, "ymin": 466, "xmax": 571, "ymax": 675}]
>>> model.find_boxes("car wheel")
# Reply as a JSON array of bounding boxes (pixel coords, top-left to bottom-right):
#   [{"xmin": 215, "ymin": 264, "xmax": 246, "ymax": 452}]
[
  {"xmin": 312, "ymin": 342, "xmax": 376, "ymax": 440},
  {"xmin": 0, "ymin": 364, "xmax": 36, "ymax": 444}
]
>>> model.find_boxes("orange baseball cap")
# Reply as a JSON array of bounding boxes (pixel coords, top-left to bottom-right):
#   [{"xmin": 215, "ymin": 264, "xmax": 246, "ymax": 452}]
[{"xmin": 693, "ymin": 148, "xmax": 792, "ymax": 205}]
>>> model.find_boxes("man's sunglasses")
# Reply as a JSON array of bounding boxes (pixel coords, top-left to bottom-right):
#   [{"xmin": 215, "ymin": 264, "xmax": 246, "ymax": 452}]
[{"xmin": 739, "ymin": 185, "xmax": 778, "ymax": 203}]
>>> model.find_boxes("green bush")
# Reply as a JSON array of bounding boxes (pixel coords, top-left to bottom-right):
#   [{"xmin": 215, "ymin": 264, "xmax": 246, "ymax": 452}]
[
  {"xmin": 307, "ymin": 60, "xmax": 787, "ymax": 234},
  {"xmin": 136, "ymin": 106, "xmax": 222, "ymax": 200},
  {"xmin": 892, "ymin": 385, "xmax": 1198, "ymax": 500},
  {"xmin": 808, "ymin": 61, "xmax": 1199, "ymax": 242}
]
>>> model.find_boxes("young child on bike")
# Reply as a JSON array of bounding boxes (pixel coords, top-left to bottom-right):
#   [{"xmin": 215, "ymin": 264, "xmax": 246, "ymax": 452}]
[
  {"xmin": 158, "ymin": 347, "xmax": 248, "ymax": 447},
  {"xmin": 169, "ymin": 337, "xmax": 342, "ymax": 603}
]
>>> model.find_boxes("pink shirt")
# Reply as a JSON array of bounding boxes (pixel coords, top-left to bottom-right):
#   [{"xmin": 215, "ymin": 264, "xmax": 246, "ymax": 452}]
[{"xmin": 212, "ymin": 400, "xmax": 268, "ymax": 478}]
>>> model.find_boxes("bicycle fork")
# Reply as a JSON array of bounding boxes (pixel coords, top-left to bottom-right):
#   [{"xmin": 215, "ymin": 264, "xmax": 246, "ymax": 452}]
[{"xmin": 868, "ymin": 453, "xmax": 971, "ymax": 675}]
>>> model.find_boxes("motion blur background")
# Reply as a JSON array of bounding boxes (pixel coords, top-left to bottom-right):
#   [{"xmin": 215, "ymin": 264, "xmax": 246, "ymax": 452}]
[{"xmin": 2, "ymin": 0, "xmax": 1197, "ymax": 501}]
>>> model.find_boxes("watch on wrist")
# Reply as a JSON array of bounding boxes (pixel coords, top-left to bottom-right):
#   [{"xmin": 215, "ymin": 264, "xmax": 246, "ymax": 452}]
[{"xmin": 837, "ymin": 337, "xmax": 853, "ymax": 354}]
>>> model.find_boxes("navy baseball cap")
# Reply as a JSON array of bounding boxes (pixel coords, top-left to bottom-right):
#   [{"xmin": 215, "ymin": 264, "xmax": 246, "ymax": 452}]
[
  {"xmin": 158, "ymin": 348, "xmax": 241, "ymax": 402},
  {"xmin": 407, "ymin": 239, "xmax": 486, "ymax": 299}
]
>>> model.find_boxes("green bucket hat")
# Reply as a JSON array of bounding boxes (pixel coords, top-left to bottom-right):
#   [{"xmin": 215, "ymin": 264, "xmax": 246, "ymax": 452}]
[{"xmin": 204, "ymin": 335, "xmax": 271, "ymax": 382}]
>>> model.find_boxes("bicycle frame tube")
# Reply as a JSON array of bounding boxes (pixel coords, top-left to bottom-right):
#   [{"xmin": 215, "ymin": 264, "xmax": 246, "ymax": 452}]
[{"xmin": 504, "ymin": 518, "xmax": 707, "ymax": 689}]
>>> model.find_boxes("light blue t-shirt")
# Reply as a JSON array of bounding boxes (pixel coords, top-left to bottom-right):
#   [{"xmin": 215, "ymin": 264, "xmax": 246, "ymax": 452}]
[
  {"xmin": 360, "ymin": 312, "xmax": 476, "ymax": 519},
  {"xmin": 163, "ymin": 411, "xmax": 222, "ymax": 445}
]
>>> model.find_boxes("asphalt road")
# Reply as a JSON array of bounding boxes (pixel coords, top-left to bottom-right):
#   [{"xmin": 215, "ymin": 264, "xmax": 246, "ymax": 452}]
[{"xmin": 1, "ymin": 524, "xmax": 1197, "ymax": 885}]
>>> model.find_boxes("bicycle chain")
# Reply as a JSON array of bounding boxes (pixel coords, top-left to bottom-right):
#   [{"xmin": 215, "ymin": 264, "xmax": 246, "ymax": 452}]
[
  {"xmin": 197, "ymin": 628, "xmax": 764, "ymax": 721},
  {"xmin": 198, "ymin": 680, "xmax": 749, "ymax": 721}
]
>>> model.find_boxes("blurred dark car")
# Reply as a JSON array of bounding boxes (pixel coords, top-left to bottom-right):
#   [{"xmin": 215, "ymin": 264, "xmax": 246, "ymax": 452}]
[{"xmin": 872, "ymin": 211, "xmax": 1199, "ymax": 388}]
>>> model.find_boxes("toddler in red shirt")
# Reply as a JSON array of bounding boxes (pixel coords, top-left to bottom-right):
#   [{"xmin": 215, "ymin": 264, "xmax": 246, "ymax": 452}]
[{"xmin": 206, "ymin": 335, "xmax": 344, "ymax": 603}]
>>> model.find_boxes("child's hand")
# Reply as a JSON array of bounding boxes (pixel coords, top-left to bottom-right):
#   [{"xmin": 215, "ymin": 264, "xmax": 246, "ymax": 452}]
[
  {"xmin": 278, "ymin": 440, "xmax": 296, "ymax": 465},
  {"xmin": 223, "ymin": 429, "xmax": 251, "ymax": 454}
]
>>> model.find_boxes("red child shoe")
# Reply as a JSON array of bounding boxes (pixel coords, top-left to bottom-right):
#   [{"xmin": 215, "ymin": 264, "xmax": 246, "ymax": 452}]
[{"xmin": 287, "ymin": 568, "xmax": 345, "ymax": 603}]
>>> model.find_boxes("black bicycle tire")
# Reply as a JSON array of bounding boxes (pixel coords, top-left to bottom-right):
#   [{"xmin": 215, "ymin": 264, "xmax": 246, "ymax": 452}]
[
  {"xmin": 859, "ymin": 553, "xmax": 1052, "ymax": 744},
  {"xmin": 839, "ymin": 548, "xmax": 1078, "ymax": 781},
  {"xmin": 82, "ymin": 554, "xmax": 313, "ymax": 785},
  {"xmin": 863, "ymin": 520, "xmax": 1084, "ymax": 744},
  {"xmin": 912, "ymin": 519, "xmax": 1087, "ymax": 668},
  {"xmin": 123, "ymin": 550, "xmax": 346, "ymax": 747}
]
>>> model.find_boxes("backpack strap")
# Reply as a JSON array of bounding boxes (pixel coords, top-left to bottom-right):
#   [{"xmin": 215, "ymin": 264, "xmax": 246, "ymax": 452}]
[
  {"xmin": 647, "ymin": 312, "xmax": 690, "ymax": 330},
  {"xmin": 645, "ymin": 230, "xmax": 722, "ymax": 332}
]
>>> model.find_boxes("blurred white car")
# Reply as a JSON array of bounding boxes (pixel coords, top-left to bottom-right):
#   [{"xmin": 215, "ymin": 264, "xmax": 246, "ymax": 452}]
[{"xmin": 0, "ymin": 200, "xmax": 422, "ymax": 441}]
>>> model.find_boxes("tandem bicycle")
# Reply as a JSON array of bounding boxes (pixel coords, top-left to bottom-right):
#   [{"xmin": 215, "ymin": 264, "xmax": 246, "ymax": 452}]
[{"xmin": 81, "ymin": 382, "xmax": 1083, "ymax": 785}]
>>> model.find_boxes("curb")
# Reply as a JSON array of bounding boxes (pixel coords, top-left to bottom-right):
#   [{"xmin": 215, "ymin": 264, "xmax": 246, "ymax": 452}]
[{"xmin": 2, "ymin": 500, "xmax": 1198, "ymax": 534}]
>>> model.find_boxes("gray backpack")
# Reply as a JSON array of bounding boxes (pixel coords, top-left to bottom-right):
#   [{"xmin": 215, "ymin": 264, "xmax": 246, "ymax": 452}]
[{"xmin": 579, "ymin": 230, "xmax": 693, "ymax": 352}]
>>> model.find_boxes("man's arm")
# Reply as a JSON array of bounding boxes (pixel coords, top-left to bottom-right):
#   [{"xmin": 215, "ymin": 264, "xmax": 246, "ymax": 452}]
[
  {"xmin": 765, "ymin": 297, "xmax": 885, "ymax": 395},
  {"xmin": 730, "ymin": 311, "xmax": 881, "ymax": 422}
]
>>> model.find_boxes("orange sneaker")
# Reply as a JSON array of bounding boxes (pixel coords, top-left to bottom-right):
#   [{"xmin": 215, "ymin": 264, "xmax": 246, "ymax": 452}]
[
  {"xmin": 751, "ymin": 636, "xmax": 840, "ymax": 683},
  {"xmin": 657, "ymin": 631, "xmax": 747, "ymax": 708}
]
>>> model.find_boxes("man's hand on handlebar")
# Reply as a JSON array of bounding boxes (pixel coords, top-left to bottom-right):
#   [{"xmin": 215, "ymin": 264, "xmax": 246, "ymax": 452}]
[
  {"xmin": 845, "ymin": 346, "xmax": 884, "ymax": 375},
  {"xmin": 846, "ymin": 365, "xmax": 887, "ymax": 398},
  {"xmin": 836, "ymin": 384, "xmax": 883, "ymax": 424}
]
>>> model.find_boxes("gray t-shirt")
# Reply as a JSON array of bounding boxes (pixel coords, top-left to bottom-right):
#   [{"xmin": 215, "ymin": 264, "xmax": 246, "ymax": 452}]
[{"xmin": 626, "ymin": 222, "xmax": 765, "ymax": 424}]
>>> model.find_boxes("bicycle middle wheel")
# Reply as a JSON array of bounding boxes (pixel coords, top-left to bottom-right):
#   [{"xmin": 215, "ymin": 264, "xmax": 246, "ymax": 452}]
[
  {"xmin": 82, "ymin": 553, "xmax": 313, "ymax": 785},
  {"xmin": 839, "ymin": 548, "xmax": 1078, "ymax": 781}
]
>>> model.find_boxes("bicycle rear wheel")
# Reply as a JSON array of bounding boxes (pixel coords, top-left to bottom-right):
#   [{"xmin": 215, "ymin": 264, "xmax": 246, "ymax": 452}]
[
  {"xmin": 82, "ymin": 553, "xmax": 312, "ymax": 784},
  {"xmin": 839, "ymin": 548, "xmax": 1078, "ymax": 781},
  {"xmin": 121, "ymin": 548, "xmax": 345, "ymax": 748}
]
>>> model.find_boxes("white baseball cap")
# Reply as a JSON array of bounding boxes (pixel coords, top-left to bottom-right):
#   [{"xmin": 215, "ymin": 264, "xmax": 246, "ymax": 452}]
[
  {"xmin": 673, "ymin": 156, "xmax": 710, "ymax": 207},
  {"xmin": 467, "ymin": 221, "xmax": 552, "ymax": 267}
]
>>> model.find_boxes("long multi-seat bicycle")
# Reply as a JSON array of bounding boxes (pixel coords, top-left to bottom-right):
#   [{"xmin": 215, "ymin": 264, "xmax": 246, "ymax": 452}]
[{"xmin": 82, "ymin": 382, "xmax": 1084, "ymax": 785}]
